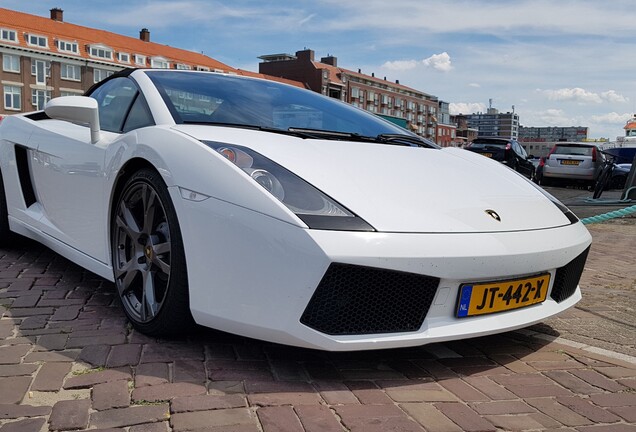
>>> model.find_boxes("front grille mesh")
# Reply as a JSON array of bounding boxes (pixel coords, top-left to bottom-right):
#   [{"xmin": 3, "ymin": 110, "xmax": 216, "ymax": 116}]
[
  {"xmin": 550, "ymin": 246, "xmax": 590, "ymax": 303},
  {"xmin": 300, "ymin": 263, "xmax": 440, "ymax": 336}
]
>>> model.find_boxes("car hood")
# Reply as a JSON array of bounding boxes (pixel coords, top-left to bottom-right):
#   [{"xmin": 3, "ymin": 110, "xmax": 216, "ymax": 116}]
[{"xmin": 173, "ymin": 125, "xmax": 572, "ymax": 233}]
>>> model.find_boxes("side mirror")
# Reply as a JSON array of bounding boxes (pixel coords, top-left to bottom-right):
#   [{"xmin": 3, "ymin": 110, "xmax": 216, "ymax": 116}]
[{"xmin": 45, "ymin": 96, "xmax": 101, "ymax": 144}]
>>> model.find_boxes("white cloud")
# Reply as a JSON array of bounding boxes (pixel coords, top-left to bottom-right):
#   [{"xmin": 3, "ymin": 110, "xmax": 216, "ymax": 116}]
[
  {"xmin": 534, "ymin": 109, "xmax": 573, "ymax": 125},
  {"xmin": 299, "ymin": 14, "xmax": 316, "ymax": 26},
  {"xmin": 590, "ymin": 112, "xmax": 633, "ymax": 124},
  {"xmin": 539, "ymin": 88, "xmax": 602, "ymax": 104},
  {"xmin": 449, "ymin": 102, "xmax": 487, "ymax": 115},
  {"xmin": 600, "ymin": 90, "xmax": 629, "ymax": 103},
  {"xmin": 382, "ymin": 59, "xmax": 418, "ymax": 71},
  {"xmin": 468, "ymin": 83, "xmax": 481, "ymax": 88},
  {"xmin": 317, "ymin": 0, "xmax": 636, "ymax": 37},
  {"xmin": 538, "ymin": 88, "xmax": 629, "ymax": 104},
  {"xmin": 422, "ymin": 52, "xmax": 453, "ymax": 72}
]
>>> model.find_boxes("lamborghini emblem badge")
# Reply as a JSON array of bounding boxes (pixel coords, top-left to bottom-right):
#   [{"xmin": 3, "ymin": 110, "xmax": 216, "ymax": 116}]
[{"xmin": 485, "ymin": 209, "xmax": 501, "ymax": 222}]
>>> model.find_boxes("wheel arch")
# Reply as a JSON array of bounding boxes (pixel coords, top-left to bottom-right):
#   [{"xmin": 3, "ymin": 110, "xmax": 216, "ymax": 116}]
[{"xmin": 108, "ymin": 158, "xmax": 162, "ymax": 238}]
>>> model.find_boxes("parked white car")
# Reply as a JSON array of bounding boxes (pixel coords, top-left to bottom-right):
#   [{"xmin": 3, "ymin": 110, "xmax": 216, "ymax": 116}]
[
  {"xmin": 540, "ymin": 142, "xmax": 605, "ymax": 186},
  {"xmin": 0, "ymin": 69, "xmax": 592, "ymax": 350}
]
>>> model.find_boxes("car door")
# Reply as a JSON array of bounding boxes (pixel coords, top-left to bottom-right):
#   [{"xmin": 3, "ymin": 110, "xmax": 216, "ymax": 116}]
[
  {"xmin": 28, "ymin": 77, "xmax": 139, "ymax": 264},
  {"xmin": 513, "ymin": 141, "xmax": 534, "ymax": 178}
]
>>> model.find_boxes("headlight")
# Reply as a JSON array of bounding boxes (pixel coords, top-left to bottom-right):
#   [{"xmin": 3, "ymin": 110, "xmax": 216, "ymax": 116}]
[{"xmin": 203, "ymin": 141, "xmax": 374, "ymax": 231}]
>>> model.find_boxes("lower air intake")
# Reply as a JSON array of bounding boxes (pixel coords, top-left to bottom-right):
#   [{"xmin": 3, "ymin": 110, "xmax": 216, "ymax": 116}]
[
  {"xmin": 550, "ymin": 246, "xmax": 590, "ymax": 303},
  {"xmin": 300, "ymin": 263, "xmax": 440, "ymax": 336}
]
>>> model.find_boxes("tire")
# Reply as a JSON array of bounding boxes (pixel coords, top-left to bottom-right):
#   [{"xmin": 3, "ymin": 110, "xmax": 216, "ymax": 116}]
[
  {"xmin": 111, "ymin": 169, "xmax": 193, "ymax": 336},
  {"xmin": 0, "ymin": 170, "xmax": 11, "ymax": 247},
  {"xmin": 610, "ymin": 175, "xmax": 626, "ymax": 191},
  {"xmin": 593, "ymin": 167, "xmax": 612, "ymax": 199}
]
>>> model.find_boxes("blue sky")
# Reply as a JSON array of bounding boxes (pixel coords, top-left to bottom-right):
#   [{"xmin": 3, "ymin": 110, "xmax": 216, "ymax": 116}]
[{"xmin": 5, "ymin": 0, "xmax": 636, "ymax": 139}]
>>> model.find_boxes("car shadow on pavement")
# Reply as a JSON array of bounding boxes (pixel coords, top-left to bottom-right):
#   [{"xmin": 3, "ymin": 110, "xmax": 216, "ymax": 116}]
[
  {"xmin": 1, "ymin": 235, "xmax": 561, "ymax": 382},
  {"xmin": 3, "ymin": 238, "xmax": 635, "ymax": 432}
]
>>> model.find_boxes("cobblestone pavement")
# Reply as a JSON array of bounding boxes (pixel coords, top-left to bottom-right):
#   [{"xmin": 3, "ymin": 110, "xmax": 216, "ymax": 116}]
[{"xmin": 1, "ymin": 221, "xmax": 635, "ymax": 431}]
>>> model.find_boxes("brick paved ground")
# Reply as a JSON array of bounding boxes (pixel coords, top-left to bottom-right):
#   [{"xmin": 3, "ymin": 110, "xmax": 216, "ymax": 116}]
[{"xmin": 0, "ymin": 221, "xmax": 635, "ymax": 431}]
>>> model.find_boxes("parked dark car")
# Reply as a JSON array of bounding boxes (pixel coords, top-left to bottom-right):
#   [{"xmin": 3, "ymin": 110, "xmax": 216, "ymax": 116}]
[
  {"xmin": 610, "ymin": 163, "xmax": 632, "ymax": 190},
  {"xmin": 465, "ymin": 137, "xmax": 535, "ymax": 179}
]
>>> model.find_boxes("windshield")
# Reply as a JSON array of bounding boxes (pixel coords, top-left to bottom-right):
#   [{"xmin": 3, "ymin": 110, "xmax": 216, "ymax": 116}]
[{"xmin": 145, "ymin": 71, "xmax": 411, "ymax": 137}]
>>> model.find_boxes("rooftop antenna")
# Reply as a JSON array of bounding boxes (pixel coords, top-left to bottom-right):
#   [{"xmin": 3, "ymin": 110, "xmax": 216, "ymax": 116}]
[{"xmin": 489, "ymin": 98, "xmax": 493, "ymax": 109}]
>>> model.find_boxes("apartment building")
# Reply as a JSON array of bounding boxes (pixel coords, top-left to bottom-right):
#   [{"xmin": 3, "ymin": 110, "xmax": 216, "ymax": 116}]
[
  {"xmin": 259, "ymin": 49, "xmax": 440, "ymax": 140},
  {"xmin": 519, "ymin": 126, "xmax": 588, "ymax": 143},
  {"xmin": 458, "ymin": 108, "xmax": 520, "ymax": 140},
  {"xmin": 0, "ymin": 7, "xmax": 237, "ymax": 116}
]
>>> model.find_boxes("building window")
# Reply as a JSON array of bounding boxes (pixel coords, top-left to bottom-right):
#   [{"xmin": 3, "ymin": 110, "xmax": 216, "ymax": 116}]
[
  {"xmin": 134, "ymin": 54, "xmax": 146, "ymax": 66},
  {"xmin": 176, "ymin": 63, "xmax": 191, "ymax": 70},
  {"xmin": 4, "ymin": 85, "xmax": 21, "ymax": 110},
  {"xmin": 31, "ymin": 60, "xmax": 51, "ymax": 85},
  {"xmin": 117, "ymin": 52, "xmax": 130, "ymax": 63},
  {"xmin": 93, "ymin": 68, "xmax": 114, "ymax": 83},
  {"xmin": 31, "ymin": 89, "xmax": 51, "ymax": 110},
  {"xmin": 150, "ymin": 57, "xmax": 170, "ymax": 68},
  {"xmin": 88, "ymin": 45, "xmax": 113, "ymax": 60},
  {"xmin": 196, "ymin": 66, "xmax": 210, "ymax": 71},
  {"xmin": 57, "ymin": 40, "xmax": 79, "ymax": 54},
  {"xmin": 0, "ymin": 28, "xmax": 17, "ymax": 43},
  {"xmin": 60, "ymin": 90, "xmax": 83, "ymax": 97},
  {"xmin": 351, "ymin": 87, "xmax": 359, "ymax": 98},
  {"xmin": 61, "ymin": 63, "xmax": 81, "ymax": 81},
  {"xmin": 2, "ymin": 54, "xmax": 19, "ymax": 73},
  {"xmin": 27, "ymin": 34, "xmax": 48, "ymax": 48}
]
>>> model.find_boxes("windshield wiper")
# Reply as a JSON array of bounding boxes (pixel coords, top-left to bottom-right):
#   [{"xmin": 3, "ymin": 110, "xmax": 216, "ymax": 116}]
[
  {"xmin": 182, "ymin": 122, "xmax": 438, "ymax": 148},
  {"xmin": 182, "ymin": 121, "xmax": 316, "ymax": 139},
  {"xmin": 288, "ymin": 128, "xmax": 437, "ymax": 148},
  {"xmin": 287, "ymin": 127, "xmax": 376, "ymax": 142},
  {"xmin": 375, "ymin": 134, "xmax": 439, "ymax": 148}
]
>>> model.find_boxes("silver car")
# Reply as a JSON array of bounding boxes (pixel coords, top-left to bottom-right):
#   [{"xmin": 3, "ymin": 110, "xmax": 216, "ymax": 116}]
[{"xmin": 541, "ymin": 142, "xmax": 604, "ymax": 186}]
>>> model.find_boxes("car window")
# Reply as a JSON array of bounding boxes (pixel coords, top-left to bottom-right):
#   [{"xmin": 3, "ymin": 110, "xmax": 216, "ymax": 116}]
[
  {"xmin": 513, "ymin": 141, "xmax": 527, "ymax": 157},
  {"xmin": 122, "ymin": 94, "xmax": 154, "ymax": 133},
  {"xmin": 470, "ymin": 139, "xmax": 508, "ymax": 148},
  {"xmin": 553, "ymin": 145, "xmax": 594, "ymax": 156},
  {"xmin": 90, "ymin": 77, "xmax": 138, "ymax": 133}
]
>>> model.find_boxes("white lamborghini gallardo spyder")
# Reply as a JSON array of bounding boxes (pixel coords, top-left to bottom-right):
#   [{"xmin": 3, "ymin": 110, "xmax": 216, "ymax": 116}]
[{"xmin": 0, "ymin": 69, "xmax": 592, "ymax": 350}]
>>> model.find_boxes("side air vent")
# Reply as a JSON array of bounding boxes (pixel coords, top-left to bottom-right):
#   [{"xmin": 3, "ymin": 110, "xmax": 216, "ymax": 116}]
[
  {"xmin": 550, "ymin": 246, "xmax": 590, "ymax": 303},
  {"xmin": 15, "ymin": 146, "xmax": 37, "ymax": 207}
]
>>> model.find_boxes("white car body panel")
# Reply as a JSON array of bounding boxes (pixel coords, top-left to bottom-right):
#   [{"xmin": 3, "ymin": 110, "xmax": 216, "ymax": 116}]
[
  {"xmin": 0, "ymin": 69, "xmax": 592, "ymax": 351},
  {"xmin": 174, "ymin": 124, "xmax": 570, "ymax": 233}
]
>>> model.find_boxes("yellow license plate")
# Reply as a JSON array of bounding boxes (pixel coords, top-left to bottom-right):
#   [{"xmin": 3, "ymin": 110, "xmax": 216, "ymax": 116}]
[
  {"xmin": 483, "ymin": 153, "xmax": 493, "ymax": 158},
  {"xmin": 456, "ymin": 274, "xmax": 550, "ymax": 317},
  {"xmin": 561, "ymin": 160, "xmax": 580, "ymax": 166}
]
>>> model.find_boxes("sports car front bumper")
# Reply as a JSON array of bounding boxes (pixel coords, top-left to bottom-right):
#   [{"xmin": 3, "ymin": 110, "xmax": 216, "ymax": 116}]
[{"xmin": 174, "ymin": 190, "xmax": 592, "ymax": 351}]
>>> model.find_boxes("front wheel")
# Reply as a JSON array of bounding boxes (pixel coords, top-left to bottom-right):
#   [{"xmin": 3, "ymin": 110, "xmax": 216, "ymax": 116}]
[
  {"xmin": 111, "ymin": 169, "xmax": 193, "ymax": 336},
  {"xmin": 593, "ymin": 166, "xmax": 612, "ymax": 199}
]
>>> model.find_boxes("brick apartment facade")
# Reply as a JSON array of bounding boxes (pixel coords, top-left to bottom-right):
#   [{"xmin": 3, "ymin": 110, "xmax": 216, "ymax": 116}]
[
  {"xmin": 0, "ymin": 7, "xmax": 302, "ymax": 118},
  {"xmin": 259, "ymin": 49, "xmax": 449, "ymax": 142}
]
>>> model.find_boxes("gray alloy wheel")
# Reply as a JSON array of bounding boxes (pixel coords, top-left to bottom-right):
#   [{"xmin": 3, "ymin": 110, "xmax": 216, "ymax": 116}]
[{"xmin": 112, "ymin": 169, "xmax": 192, "ymax": 335}]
